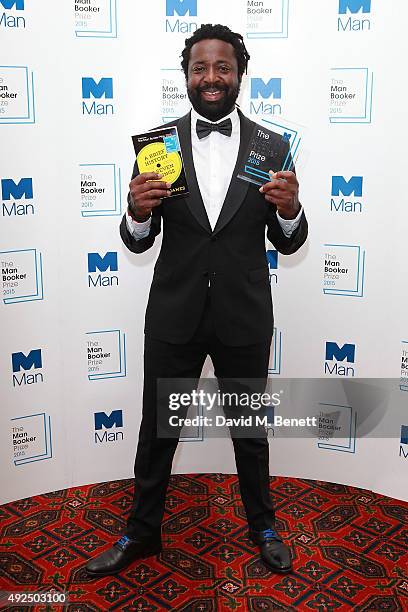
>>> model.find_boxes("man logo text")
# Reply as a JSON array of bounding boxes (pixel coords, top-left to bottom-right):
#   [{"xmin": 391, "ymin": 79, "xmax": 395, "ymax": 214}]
[
  {"xmin": 82, "ymin": 77, "xmax": 114, "ymax": 116},
  {"xmin": 0, "ymin": 0, "xmax": 25, "ymax": 29},
  {"xmin": 338, "ymin": 0, "xmax": 371, "ymax": 31},
  {"xmin": 87, "ymin": 252, "xmax": 118, "ymax": 287},
  {"xmin": 165, "ymin": 0, "xmax": 197, "ymax": 33},
  {"xmin": 2, "ymin": 178, "xmax": 34, "ymax": 216},
  {"xmin": 11, "ymin": 349, "xmax": 43, "ymax": 387},
  {"xmin": 250, "ymin": 78, "xmax": 282, "ymax": 115},
  {"xmin": 94, "ymin": 410, "xmax": 123, "ymax": 444},
  {"xmin": 330, "ymin": 176, "xmax": 363, "ymax": 213},
  {"xmin": 325, "ymin": 342, "xmax": 355, "ymax": 376}
]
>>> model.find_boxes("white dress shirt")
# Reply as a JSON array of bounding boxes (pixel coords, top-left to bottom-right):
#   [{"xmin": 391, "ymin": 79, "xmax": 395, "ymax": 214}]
[{"xmin": 126, "ymin": 108, "xmax": 302, "ymax": 239}]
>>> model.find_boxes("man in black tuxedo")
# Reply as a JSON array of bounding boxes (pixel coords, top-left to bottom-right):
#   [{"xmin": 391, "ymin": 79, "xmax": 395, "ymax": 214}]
[{"xmin": 86, "ymin": 23, "xmax": 307, "ymax": 577}]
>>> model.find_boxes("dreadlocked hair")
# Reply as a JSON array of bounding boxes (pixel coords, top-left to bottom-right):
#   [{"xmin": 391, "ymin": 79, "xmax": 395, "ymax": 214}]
[{"xmin": 181, "ymin": 24, "xmax": 250, "ymax": 80}]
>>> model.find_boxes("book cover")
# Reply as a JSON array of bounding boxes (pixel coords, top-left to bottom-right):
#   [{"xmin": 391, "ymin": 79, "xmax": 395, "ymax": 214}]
[{"xmin": 132, "ymin": 126, "xmax": 189, "ymax": 197}]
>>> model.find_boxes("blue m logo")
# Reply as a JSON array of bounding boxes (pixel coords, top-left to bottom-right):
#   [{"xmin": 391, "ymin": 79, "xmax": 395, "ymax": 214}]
[
  {"xmin": 331, "ymin": 176, "xmax": 363, "ymax": 197},
  {"xmin": 12, "ymin": 349, "xmax": 42, "ymax": 372},
  {"xmin": 88, "ymin": 252, "xmax": 118, "ymax": 273},
  {"xmin": 165, "ymin": 0, "xmax": 197, "ymax": 16},
  {"xmin": 339, "ymin": 0, "xmax": 371, "ymax": 14},
  {"xmin": 82, "ymin": 78, "xmax": 113, "ymax": 99},
  {"xmin": 0, "ymin": 0, "xmax": 24, "ymax": 9},
  {"xmin": 251, "ymin": 78, "xmax": 282, "ymax": 99},
  {"xmin": 267, "ymin": 250, "xmax": 278, "ymax": 270},
  {"xmin": 325, "ymin": 342, "xmax": 355, "ymax": 363},
  {"xmin": 1, "ymin": 178, "xmax": 33, "ymax": 200},
  {"xmin": 94, "ymin": 410, "xmax": 123, "ymax": 430}
]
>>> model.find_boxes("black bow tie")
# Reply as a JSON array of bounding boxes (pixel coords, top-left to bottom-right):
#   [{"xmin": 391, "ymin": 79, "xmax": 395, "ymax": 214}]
[{"xmin": 196, "ymin": 117, "xmax": 232, "ymax": 139}]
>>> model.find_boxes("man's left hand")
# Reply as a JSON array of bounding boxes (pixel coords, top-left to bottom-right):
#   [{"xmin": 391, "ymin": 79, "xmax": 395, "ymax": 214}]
[{"xmin": 260, "ymin": 171, "xmax": 300, "ymax": 220}]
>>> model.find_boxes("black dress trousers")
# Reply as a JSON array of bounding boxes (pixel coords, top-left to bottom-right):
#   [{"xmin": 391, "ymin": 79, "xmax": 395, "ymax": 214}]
[{"xmin": 126, "ymin": 290, "xmax": 275, "ymax": 538}]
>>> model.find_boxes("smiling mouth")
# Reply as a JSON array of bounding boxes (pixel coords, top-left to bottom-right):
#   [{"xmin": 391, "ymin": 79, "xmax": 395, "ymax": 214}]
[{"xmin": 200, "ymin": 89, "xmax": 224, "ymax": 102}]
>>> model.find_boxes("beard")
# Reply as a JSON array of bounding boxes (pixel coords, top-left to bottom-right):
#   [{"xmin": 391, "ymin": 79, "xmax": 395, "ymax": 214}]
[{"xmin": 187, "ymin": 82, "xmax": 240, "ymax": 122}]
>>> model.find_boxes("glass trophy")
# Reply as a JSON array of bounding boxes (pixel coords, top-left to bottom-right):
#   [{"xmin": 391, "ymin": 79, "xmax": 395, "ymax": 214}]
[{"xmin": 237, "ymin": 121, "xmax": 302, "ymax": 186}]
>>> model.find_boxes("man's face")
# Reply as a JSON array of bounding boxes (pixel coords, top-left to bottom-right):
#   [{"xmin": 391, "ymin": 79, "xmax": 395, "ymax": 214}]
[{"xmin": 187, "ymin": 38, "xmax": 240, "ymax": 121}]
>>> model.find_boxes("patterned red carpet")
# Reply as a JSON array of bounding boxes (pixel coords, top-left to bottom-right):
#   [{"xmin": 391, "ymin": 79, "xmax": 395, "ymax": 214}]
[{"xmin": 0, "ymin": 475, "xmax": 407, "ymax": 611}]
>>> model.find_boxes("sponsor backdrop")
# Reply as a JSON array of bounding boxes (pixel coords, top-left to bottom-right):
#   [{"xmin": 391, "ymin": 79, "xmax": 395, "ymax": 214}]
[{"xmin": 1, "ymin": 0, "xmax": 407, "ymax": 505}]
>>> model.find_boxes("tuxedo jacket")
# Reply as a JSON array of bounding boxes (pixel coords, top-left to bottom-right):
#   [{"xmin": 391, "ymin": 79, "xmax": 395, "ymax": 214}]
[{"xmin": 120, "ymin": 110, "xmax": 308, "ymax": 347}]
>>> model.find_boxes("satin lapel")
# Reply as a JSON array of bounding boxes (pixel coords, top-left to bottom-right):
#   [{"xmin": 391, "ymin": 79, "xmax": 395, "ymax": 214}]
[
  {"xmin": 213, "ymin": 111, "xmax": 253, "ymax": 236},
  {"xmin": 177, "ymin": 112, "xmax": 212, "ymax": 234}
]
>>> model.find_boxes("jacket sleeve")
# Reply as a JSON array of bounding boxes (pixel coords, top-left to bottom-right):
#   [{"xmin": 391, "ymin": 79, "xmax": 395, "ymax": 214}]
[
  {"xmin": 266, "ymin": 204, "xmax": 308, "ymax": 255},
  {"xmin": 119, "ymin": 159, "xmax": 163, "ymax": 254}
]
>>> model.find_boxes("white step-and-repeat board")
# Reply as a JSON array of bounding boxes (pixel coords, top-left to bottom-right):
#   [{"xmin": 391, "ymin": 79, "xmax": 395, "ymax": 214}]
[{"xmin": 1, "ymin": 0, "xmax": 407, "ymax": 504}]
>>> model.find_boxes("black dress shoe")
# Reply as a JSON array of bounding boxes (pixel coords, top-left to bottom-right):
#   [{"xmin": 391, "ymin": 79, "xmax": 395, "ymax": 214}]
[
  {"xmin": 85, "ymin": 534, "xmax": 162, "ymax": 577},
  {"xmin": 250, "ymin": 528, "xmax": 292, "ymax": 574}
]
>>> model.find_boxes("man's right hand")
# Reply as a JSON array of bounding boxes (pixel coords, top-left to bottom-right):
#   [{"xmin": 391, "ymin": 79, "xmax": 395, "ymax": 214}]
[{"xmin": 129, "ymin": 172, "xmax": 172, "ymax": 220}]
